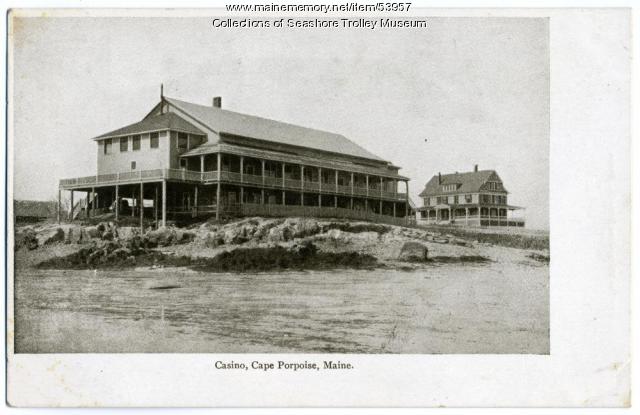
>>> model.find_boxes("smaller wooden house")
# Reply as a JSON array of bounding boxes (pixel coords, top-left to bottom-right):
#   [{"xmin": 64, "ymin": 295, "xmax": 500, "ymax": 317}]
[
  {"xmin": 14, "ymin": 200, "xmax": 57, "ymax": 223},
  {"xmin": 417, "ymin": 165, "xmax": 525, "ymax": 227}
]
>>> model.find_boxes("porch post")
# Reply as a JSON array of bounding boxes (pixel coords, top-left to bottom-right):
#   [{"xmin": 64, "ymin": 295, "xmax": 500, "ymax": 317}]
[
  {"xmin": 86, "ymin": 191, "xmax": 91, "ymax": 218},
  {"xmin": 139, "ymin": 182, "xmax": 144, "ymax": 230},
  {"xmin": 154, "ymin": 184, "xmax": 158, "ymax": 227},
  {"xmin": 91, "ymin": 187, "xmax": 96, "ymax": 217},
  {"xmin": 393, "ymin": 202, "xmax": 396, "ymax": 217},
  {"xmin": 261, "ymin": 160, "xmax": 266, "ymax": 204},
  {"xmin": 300, "ymin": 165, "xmax": 304, "ymax": 206},
  {"xmin": 131, "ymin": 187, "xmax": 135, "ymax": 217},
  {"xmin": 70, "ymin": 191, "xmax": 74, "ymax": 221},
  {"xmin": 200, "ymin": 155, "xmax": 205, "ymax": 180},
  {"xmin": 194, "ymin": 185, "xmax": 199, "ymax": 216},
  {"xmin": 350, "ymin": 172, "xmax": 354, "ymax": 209},
  {"xmin": 465, "ymin": 207, "xmax": 469, "ymax": 225},
  {"xmin": 319, "ymin": 167, "xmax": 322, "ymax": 194},
  {"xmin": 115, "ymin": 185, "xmax": 119, "ymax": 221},
  {"xmin": 405, "ymin": 180, "xmax": 409, "ymax": 220},
  {"xmin": 161, "ymin": 180, "xmax": 167, "ymax": 227},
  {"xmin": 57, "ymin": 188, "xmax": 61, "ymax": 223},
  {"xmin": 216, "ymin": 152, "xmax": 221, "ymax": 220},
  {"xmin": 240, "ymin": 156, "xmax": 244, "ymax": 205},
  {"xmin": 333, "ymin": 170, "xmax": 338, "ymax": 209},
  {"xmin": 282, "ymin": 163, "xmax": 286, "ymax": 188},
  {"xmin": 380, "ymin": 177, "xmax": 383, "ymax": 198},
  {"xmin": 366, "ymin": 175, "xmax": 369, "ymax": 197},
  {"xmin": 379, "ymin": 199, "xmax": 382, "ymax": 215}
]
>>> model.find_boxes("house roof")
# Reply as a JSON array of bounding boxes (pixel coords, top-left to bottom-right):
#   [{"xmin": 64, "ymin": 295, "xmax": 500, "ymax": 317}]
[
  {"xmin": 93, "ymin": 112, "xmax": 204, "ymax": 140},
  {"xmin": 165, "ymin": 97, "xmax": 385, "ymax": 162},
  {"xmin": 14, "ymin": 200, "xmax": 57, "ymax": 218},
  {"xmin": 418, "ymin": 170, "xmax": 506, "ymax": 197}
]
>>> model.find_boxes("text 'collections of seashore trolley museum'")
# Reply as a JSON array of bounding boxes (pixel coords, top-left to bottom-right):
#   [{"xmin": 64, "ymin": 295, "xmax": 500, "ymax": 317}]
[{"xmin": 58, "ymin": 89, "xmax": 525, "ymax": 229}]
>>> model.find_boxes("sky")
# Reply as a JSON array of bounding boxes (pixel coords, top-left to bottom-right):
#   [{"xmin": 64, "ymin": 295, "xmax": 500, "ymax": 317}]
[{"xmin": 11, "ymin": 15, "xmax": 549, "ymax": 229}]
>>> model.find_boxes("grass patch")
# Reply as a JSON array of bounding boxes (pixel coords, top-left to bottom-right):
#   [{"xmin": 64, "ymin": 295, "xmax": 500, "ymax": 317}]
[
  {"xmin": 424, "ymin": 226, "xmax": 549, "ymax": 250},
  {"xmin": 322, "ymin": 222, "xmax": 391, "ymax": 235},
  {"xmin": 36, "ymin": 241, "xmax": 378, "ymax": 272},
  {"xmin": 193, "ymin": 243, "xmax": 378, "ymax": 272}
]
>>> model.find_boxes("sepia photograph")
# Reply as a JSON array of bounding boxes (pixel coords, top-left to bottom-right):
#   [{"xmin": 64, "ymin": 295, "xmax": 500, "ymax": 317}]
[
  {"xmin": 5, "ymin": 4, "xmax": 631, "ymax": 409},
  {"xmin": 10, "ymin": 13, "xmax": 549, "ymax": 355}
]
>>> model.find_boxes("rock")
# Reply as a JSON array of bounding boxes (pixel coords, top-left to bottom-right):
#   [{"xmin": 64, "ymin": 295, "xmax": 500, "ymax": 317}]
[
  {"xmin": 452, "ymin": 238, "xmax": 471, "ymax": 247},
  {"xmin": 108, "ymin": 247, "xmax": 132, "ymax": 260},
  {"xmin": 181, "ymin": 231, "xmax": 195, "ymax": 243},
  {"xmin": 117, "ymin": 226, "xmax": 139, "ymax": 241},
  {"xmin": 223, "ymin": 227, "xmax": 247, "ymax": 244},
  {"xmin": 146, "ymin": 227, "xmax": 175, "ymax": 246},
  {"xmin": 203, "ymin": 231, "xmax": 225, "ymax": 248},
  {"xmin": 15, "ymin": 228, "xmax": 38, "ymax": 250},
  {"xmin": 36, "ymin": 227, "xmax": 65, "ymax": 246},
  {"xmin": 85, "ymin": 226, "xmax": 102, "ymax": 239},
  {"xmin": 102, "ymin": 230, "xmax": 115, "ymax": 241},
  {"xmin": 291, "ymin": 219, "xmax": 320, "ymax": 238},
  {"xmin": 433, "ymin": 237, "xmax": 449, "ymax": 244},
  {"xmin": 398, "ymin": 241, "xmax": 428, "ymax": 261},
  {"xmin": 65, "ymin": 225, "xmax": 88, "ymax": 244}
]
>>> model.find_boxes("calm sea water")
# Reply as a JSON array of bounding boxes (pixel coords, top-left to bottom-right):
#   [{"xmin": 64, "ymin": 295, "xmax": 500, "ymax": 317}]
[{"xmin": 15, "ymin": 261, "xmax": 548, "ymax": 354}]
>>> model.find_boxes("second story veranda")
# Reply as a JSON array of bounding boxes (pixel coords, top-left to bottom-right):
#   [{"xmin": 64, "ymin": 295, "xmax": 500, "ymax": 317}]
[{"xmin": 60, "ymin": 142, "xmax": 409, "ymax": 202}]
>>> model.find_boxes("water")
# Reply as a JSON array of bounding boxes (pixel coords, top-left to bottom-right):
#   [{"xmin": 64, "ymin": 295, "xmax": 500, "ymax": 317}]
[{"xmin": 14, "ymin": 261, "xmax": 548, "ymax": 354}]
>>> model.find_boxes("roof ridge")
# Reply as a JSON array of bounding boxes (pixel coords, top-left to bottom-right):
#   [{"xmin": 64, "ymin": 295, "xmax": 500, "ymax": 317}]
[
  {"xmin": 165, "ymin": 96, "xmax": 349, "ymax": 138},
  {"xmin": 164, "ymin": 96, "xmax": 386, "ymax": 162}
]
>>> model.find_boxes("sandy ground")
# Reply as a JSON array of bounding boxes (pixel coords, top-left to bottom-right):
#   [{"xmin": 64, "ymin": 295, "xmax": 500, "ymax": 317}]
[
  {"xmin": 12, "ymin": 218, "xmax": 549, "ymax": 354},
  {"xmin": 13, "ymin": 242, "xmax": 548, "ymax": 354}
]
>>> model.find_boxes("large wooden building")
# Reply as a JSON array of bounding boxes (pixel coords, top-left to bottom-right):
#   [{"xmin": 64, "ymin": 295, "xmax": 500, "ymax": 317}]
[
  {"xmin": 59, "ymin": 91, "xmax": 412, "ymax": 227},
  {"xmin": 416, "ymin": 166, "xmax": 525, "ymax": 227}
]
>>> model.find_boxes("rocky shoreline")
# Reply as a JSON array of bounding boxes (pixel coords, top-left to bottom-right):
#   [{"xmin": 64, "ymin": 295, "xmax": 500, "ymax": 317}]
[{"xmin": 14, "ymin": 217, "xmax": 550, "ymax": 272}]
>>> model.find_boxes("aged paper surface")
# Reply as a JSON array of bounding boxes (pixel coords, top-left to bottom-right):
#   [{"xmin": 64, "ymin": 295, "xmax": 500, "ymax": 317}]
[{"xmin": 5, "ymin": 5, "xmax": 630, "ymax": 408}]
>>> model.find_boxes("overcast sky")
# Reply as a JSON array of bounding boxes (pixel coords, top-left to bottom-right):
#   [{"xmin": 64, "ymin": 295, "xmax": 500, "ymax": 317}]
[{"xmin": 11, "ymin": 15, "xmax": 549, "ymax": 229}]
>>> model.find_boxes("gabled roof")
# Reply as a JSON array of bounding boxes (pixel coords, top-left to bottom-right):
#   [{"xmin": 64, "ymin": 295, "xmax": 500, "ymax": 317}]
[
  {"xmin": 165, "ymin": 97, "xmax": 385, "ymax": 162},
  {"xmin": 93, "ymin": 112, "xmax": 204, "ymax": 140},
  {"xmin": 419, "ymin": 170, "xmax": 506, "ymax": 197}
]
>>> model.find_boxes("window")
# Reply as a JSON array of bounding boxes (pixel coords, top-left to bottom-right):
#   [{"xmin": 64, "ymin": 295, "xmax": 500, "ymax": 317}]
[
  {"xmin": 454, "ymin": 195, "xmax": 459, "ymax": 204},
  {"xmin": 120, "ymin": 137, "xmax": 128, "ymax": 152},
  {"xmin": 103, "ymin": 139, "xmax": 112, "ymax": 155},
  {"xmin": 150, "ymin": 132, "xmax": 159, "ymax": 148},
  {"xmin": 465, "ymin": 194, "xmax": 472, "ymax": 203},
  {"xmin": 177, "ymin": 132, "xmax": 188, "ymax": 151},
  {"xmin": 180, "ymin": 159, "xmax": 187, "ymax": 169},
  {"xmin": 132, "ymin": 135, "xmax": 141, "ymax": 151},
  {"xmin": 487, "ymin": 182, "xmax": 500, "ymax": 191},
  {"xmin": 442, "ymin": 184, "xmax": 456, "ymax": 192},
  {"xmin": 424, "ymin": 198, "xmax": 430, "ymax": 206},
  {"xmin": 131, "ymin": 161, "xmax": 136, "ymax": 170}
]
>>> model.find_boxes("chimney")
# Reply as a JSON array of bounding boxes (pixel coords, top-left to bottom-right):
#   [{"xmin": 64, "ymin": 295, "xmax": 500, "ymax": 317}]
[
  {"xmin": 474, "ymin": 164, "xmax": 478, "ymax": 172},
  {"xmin": 213, "ymin": 96, "xmax": 222, "ymax": 108},
  {"xmin": 438, "ymin": 172, "xmax": 442, "ymax": 184}
]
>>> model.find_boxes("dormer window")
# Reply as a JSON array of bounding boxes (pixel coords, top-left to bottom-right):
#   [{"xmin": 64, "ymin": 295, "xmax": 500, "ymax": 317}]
[
  {"xmin": 442, "ymin": 184, "xmax": 456, "ymax": 192},
  {"xmin": 487, "ymin": 182, "xmax": 500, "ymax": 191},
  {"xmin": 132, "ymin": 135, "xmax": 141, "ymax": 151}
]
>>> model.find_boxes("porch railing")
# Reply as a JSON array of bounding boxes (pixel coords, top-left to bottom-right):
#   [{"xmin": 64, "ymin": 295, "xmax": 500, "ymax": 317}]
[
  {"xmin": 60, "ymin": 168, "xmax": 408, "ymax": 201},
  {"xmin": 240, "ymin": 203, "xmax": 411, "ymax": 227}
]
